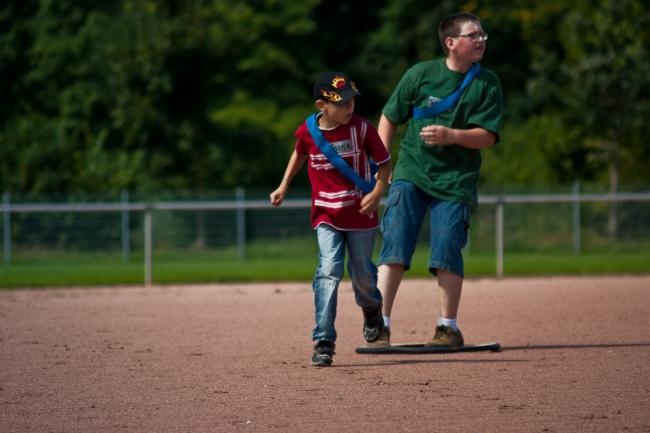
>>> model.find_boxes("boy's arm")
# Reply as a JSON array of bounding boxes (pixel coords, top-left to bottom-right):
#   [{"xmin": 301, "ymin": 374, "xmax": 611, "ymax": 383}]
[
  {"xmin": 378, "ymin": 114, "xmax": 397, "ymax": 152},
  {"xmin": 377, "ymin": 114, "xmax": 397, "ymax": 185},
  {"xmin": 359, "ymin": 160, "xmax": 391, "ymax": 216},
  {"xmin": 270, "ymin": 151, "xmax": 308, "ymax": 207},
  {"xmin": 419, "ymin": 125, "xmax": 497, "ymax": 149}
]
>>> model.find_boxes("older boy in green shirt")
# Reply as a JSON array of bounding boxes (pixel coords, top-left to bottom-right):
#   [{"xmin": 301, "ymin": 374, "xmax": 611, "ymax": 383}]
[{"xmin": 377, "ymin": 12, "xmax": 503, "ymax": 346}]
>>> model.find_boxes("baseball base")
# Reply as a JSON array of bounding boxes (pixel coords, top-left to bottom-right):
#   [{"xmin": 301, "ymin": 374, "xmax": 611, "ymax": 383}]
[{"xmin": 355, "ymin": 342, "xmax": 501, "ymax": 354}]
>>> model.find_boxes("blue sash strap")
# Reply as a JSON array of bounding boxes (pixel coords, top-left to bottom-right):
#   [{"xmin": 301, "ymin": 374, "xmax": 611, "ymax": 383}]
[
  {"xmin": 412, "ymin": 63, "xmax": 481, "ymax": 120},
  {"xmin": 306, "ymin": 113, "xmax": 376, "ymax": 194}
]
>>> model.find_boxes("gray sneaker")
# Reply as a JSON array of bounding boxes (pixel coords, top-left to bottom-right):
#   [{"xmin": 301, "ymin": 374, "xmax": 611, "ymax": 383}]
[
  {"xmin": 426, "ymin": 325, "xmax": 464, "ymax": 347},
  {"xmin": 366, "ymin": 326, "xmax": 391, "ymax": 347}
]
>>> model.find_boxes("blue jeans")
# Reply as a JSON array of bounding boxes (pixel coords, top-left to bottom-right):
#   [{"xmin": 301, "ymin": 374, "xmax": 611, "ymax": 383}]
[
  {"xmin": 312, "ymin": 224, "xmax": 383, "ymax": 342},
  {"xmin": 378, "ymin": 180, "xmax": 470, "ymax": 277}
]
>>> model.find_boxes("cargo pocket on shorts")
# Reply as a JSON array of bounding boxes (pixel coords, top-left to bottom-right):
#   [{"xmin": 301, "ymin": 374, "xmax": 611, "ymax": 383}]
[{"xmin": 380, "ymin": 187, "xmax": 401, "ymax": 235}]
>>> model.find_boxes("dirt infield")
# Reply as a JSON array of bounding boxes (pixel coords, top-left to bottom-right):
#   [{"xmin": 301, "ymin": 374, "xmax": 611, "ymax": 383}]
[{"xmin": 1, "ymin": 276, "xmax": 649, "ymax": 433}]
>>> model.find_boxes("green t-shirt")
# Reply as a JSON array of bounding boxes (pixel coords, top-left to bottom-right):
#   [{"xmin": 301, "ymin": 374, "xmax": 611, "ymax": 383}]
[{"xmin": 383, "ymin": 59, "xmax": 503, "ymax": 204}]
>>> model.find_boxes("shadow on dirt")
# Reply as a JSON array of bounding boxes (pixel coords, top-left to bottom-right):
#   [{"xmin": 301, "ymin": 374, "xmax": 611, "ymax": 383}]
[{"xmin": 502, "ymin": 342, "xmax": 650, "ymax": 351}]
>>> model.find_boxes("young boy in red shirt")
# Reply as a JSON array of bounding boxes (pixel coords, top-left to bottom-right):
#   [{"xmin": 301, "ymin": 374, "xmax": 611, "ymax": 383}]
[{"xmin": 270, "ymin": 71, "xmax": 391, "ymax": 366}]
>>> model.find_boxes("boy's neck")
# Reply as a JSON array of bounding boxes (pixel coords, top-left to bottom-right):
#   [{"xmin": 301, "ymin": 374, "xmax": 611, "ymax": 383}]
[
  {"xmin": 317, "ymin": 114, "xmax": 340, "ymax": 130},
  {"xmin": 445, "ymin": 57, "xmax": 473, "ymax": 73}
]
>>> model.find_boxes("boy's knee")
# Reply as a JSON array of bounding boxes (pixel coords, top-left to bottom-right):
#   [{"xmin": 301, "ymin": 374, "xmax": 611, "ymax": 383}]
[{"xmin": 317, "ymin": 259, "xmax": 345, "ymax": 280}]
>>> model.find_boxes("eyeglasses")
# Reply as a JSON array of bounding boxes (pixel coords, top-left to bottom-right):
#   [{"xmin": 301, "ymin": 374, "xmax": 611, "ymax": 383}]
[{"xmin": 455, "ymin": 31, "xmax": 488, "ymax": 42}]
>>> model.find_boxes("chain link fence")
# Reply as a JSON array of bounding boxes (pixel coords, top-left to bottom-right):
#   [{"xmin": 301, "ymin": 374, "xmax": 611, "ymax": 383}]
[{"xmin": 3, "ymin": 189, "xmax": 650, "ymax": 284}]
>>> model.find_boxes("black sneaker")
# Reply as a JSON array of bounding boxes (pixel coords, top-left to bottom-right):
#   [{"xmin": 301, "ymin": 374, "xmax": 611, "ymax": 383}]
[
  {"xmin": 367, "ymin": 326, "xmax": 391, "ymax": 347},
  {"xmin": 363, "ymin": 306, "xmax": 384, "ymax": 343},
  {"xmin": 311, "ymin": 341, "xmax": 335, "ymax": 367}
]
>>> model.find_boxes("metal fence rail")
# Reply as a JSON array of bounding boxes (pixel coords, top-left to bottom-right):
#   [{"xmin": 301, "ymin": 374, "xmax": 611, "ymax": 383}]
[
  {"xmin": 478, "ymin": 192, "xmax": 650, "ymax": 277},
  {"xmin": 3, "ymin": 191, "xmax": 650, "ymax": 284}
]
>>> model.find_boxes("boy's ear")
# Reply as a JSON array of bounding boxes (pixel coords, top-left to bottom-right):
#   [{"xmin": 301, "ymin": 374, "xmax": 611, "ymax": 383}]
[
  {"xmin": 315, "ymin": 100, "xmax": 328, "ymax": 112},
  {"xmin": 445, "ymin": 36, "xmax": 456, "ymax": 53}
]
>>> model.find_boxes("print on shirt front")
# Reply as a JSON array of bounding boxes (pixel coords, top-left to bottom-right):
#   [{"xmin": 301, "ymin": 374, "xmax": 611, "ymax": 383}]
[
  {"xmin": 311, "ymin": 133, "xmax": 362, "ymax": 210},
  {"xmin": 294, "ymin": 115, "xmax": 390, "ymax": 231}
]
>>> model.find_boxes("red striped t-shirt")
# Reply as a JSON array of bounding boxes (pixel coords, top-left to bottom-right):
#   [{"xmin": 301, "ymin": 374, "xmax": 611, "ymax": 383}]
[{"xmin": 295, "ymin": 114, "xmax": 390, "ymax": 230}]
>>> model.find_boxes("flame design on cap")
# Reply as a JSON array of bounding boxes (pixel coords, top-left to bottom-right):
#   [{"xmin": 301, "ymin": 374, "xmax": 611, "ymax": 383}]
[
  {"xmin": 331, "ymin": 76, "xmax": 347, "ymax": 89},
  {"xmin": 320, "ymin": 90, "xmax": 343, "ymax": 102}
]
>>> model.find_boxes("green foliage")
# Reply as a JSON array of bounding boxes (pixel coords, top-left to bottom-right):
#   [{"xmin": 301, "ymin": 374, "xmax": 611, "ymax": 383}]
[
  {"xmin": 516, "ymin": 0, "xmax": 650, "ymax": 187},
  {"xmin": 481, "ymin": 114, "xmax": 585, "ymax": 186},
  {"xmin": 1, "ymin": 0, "xmax": 174, "ymax": 192},
  {"xmin": 1, "ymin": 0, "xmax": 649, "ymax": 195},
  {"xmin": 0, "ymin": 0, "xmax": 325, "ymax": 194}
]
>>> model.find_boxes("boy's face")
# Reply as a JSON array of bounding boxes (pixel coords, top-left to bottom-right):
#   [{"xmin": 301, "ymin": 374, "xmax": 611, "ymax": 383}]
[
  {"xmin": 319, "ymin": 98, "xmax": 355, "ymax": 125},
  {"xmin": 448, "ymin": 21, "xmax": 486, "ymax": 63}
]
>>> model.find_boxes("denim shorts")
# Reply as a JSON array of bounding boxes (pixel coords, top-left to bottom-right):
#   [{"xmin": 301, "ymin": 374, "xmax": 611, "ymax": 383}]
[{"xmin": 378, "ymin": 180, "xmax": 470, "ymax": 277}]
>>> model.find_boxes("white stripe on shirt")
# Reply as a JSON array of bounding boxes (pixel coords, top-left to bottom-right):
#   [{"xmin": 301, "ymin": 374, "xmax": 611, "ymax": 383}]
[
  {"xmin": 318, "ymin": 190, "xmax": 358, "ymax": 199},
  {"xmin": 314, "ymin": 199, "xmax": 356, "ymax": 209}
]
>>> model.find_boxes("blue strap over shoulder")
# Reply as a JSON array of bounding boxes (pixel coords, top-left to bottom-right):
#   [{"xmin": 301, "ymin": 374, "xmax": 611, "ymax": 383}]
[
  {"xmin": 412, "ymin": 63, "xmax": 481, "ymax": 120},
  {"xmin": 306, "ymin": 113, "xmax": 376, "ymax": 194}
]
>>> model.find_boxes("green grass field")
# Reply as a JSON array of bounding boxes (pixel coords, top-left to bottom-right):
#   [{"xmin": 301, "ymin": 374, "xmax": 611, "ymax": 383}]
[{"xmin": 1, "ymin": 243, "xmax": 648, "ymax": 288}]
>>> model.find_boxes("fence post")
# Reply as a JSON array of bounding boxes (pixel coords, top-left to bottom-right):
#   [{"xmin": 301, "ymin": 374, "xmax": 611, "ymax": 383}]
[
  {"xmin": 121, "ymin": 190, "xmax": 130, "ymax": 263},
  {"xmin": 496, "ymin": 200, "xmax": 504, "ymax": 278},
  {"xmin": 573, "ymin": 181, "xmax": 581, "ymax": 255},
  {"xmin": 236, "ymin": 187, "xmax": 246, "ymax": 260},
  {"xmin": 2, "ymin": 192, "xmax": 10, "ymax": 266},
  {"xmin": 144, "ymin": 207, "xmax": 152, "ymax": 287}
]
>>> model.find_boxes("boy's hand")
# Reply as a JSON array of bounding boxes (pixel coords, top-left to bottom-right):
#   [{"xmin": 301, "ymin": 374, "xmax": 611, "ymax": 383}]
[
  {"xmin": 270, "ymin": 187, "xmax": 286, "ymax": 207},
  {"xmin": 359, "ymin": 191, "xmax": 381, "ymax": 215},
  {"xmin": 420, "ymin": 125, "xmax": 456, "ymax": 146}
]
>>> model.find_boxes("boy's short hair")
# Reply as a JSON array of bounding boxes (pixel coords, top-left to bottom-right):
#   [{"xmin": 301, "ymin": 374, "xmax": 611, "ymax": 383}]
[
  {"xmin": 438, "ymin": 12, "xmax": 482, "ymax": 55},
  {"xmin": 313, "ymin": 71, "xmax": 361, "ymax": 105}
]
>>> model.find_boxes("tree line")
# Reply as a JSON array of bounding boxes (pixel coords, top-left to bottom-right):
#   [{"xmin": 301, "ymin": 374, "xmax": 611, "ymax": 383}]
[{"xmin": 1, "ymin": 0, "xmax": 649, "ymax": 196}]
